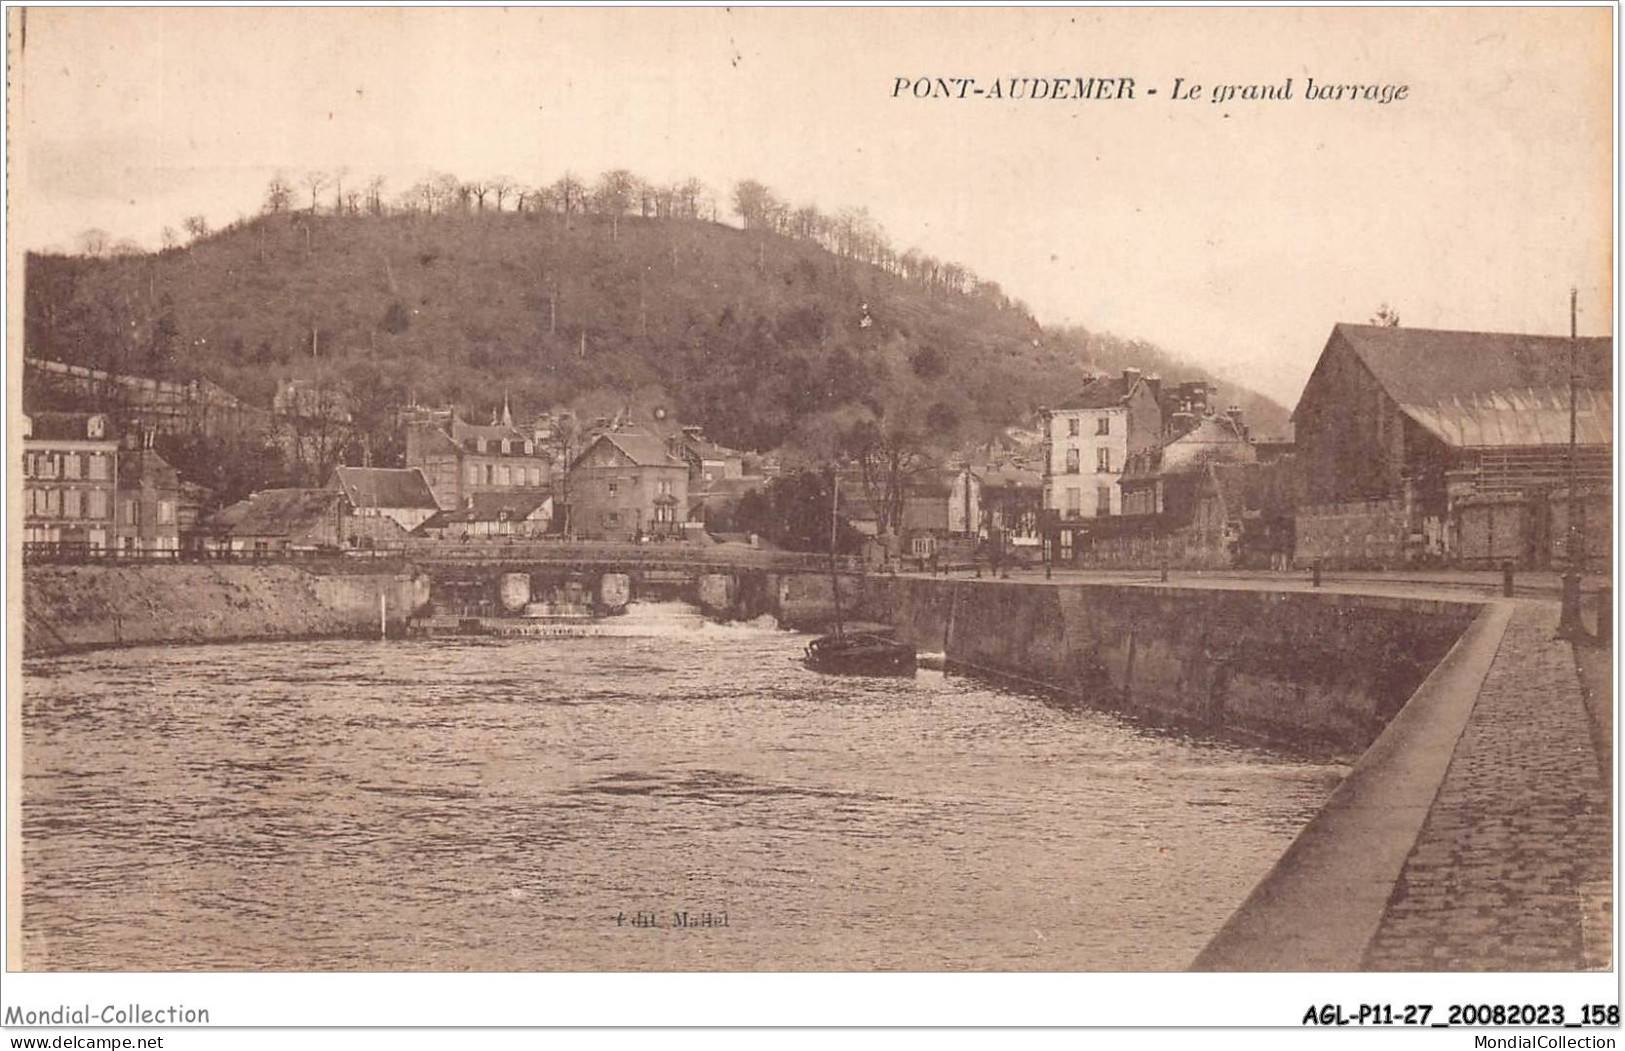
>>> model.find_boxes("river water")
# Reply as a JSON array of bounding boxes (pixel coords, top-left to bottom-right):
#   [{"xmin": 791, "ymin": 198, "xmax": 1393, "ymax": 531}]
[{"xmin": 20, "ymin": 602, "xmax": 1348, "ymax": 971}]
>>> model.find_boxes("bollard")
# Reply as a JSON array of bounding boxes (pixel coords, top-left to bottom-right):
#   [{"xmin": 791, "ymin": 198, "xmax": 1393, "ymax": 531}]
[
  {"xmin": 1501, "ymin": 561, "xmax": 1515, "ymax": 598},
  {"xmin": 1559, "ymin": 572, "xmax": 1584, "ymax": 639},
  {"xmin": 1312, "ymin": 560, "xmax": 1322, "ymax": 588},
  {"xmin": 1045, "ymin": 560, "xmax": 1052, "ymax": 580},
  {"xmin": 1596, "ymin": 586, "xmax": 1612, "ymax": 644}
]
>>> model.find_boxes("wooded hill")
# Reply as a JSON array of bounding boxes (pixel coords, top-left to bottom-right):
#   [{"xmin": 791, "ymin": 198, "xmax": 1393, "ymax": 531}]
[{"xmin": 24, "ymin": 206, "xmax": 1290, "ymax": 465}]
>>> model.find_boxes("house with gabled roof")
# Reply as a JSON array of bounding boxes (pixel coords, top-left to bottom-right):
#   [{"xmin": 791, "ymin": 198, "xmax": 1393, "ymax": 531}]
[
  {"xmin": 1293, "ymin": 323, "xmax": 1612, "ymax": 565},
  {"xmin": 404, "ymin": 400, "xmax": 555, "ymax": 509},
  {"xmin": 202, "ymin": 489, "xmax": 351, "ymax": 553},
  {"xmin": 565, "ymin": 430, "xmax": 690, "ymax": 540},
  {"xmin": 1040, "ymin": 368, "xmax": 1163, "ymax": 559},
  {"xmin": 1120, "ymin": 413, "xmax": 1256, "ymax": 518},
  {"xmin": 116, "ymin": 433, "xmax": 198, "ymax": 555},
  {"xmin": 413, "ymin": 489, "xmax": 554, "ymax": 540},
  {"xmin": 326, "ymin": 466, "xmax": 442, "ymax": 533}
]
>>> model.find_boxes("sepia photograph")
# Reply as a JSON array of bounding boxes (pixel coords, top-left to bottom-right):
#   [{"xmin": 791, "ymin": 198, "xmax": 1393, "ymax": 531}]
[{"xmin": 1, "ymin": 3, "xmax": 1617, "ymax": 1037}]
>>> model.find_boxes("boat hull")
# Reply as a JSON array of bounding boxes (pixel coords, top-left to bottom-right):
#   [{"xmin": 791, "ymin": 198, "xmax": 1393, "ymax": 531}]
[{"xmin": 803, "ymin": 633, "xmax": 917, "ymax": 677}]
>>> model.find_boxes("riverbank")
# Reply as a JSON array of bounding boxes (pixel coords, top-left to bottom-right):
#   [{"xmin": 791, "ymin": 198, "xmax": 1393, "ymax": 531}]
[
  {"xmin": 855, "ymin": 575, "xmax": 1479, "ymax": 750},
  {"xmin": 22, "ymin": 563, "xmax": 430, "ymax": 655}
]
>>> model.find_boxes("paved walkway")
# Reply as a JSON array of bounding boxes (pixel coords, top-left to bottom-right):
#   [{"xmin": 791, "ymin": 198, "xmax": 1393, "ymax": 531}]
[{"xmin": 1363, "ymin": 601, "xmax": 1612, "ymax": 970}]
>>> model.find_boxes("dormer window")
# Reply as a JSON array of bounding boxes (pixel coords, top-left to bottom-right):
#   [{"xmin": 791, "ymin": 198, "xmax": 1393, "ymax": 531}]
[{"xmin": 87, "ymin": 415, "xmax": 107, "ymax": 439}]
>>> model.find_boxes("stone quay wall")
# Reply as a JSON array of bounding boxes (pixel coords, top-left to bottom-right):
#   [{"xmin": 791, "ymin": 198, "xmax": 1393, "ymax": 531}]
[
  {"xmin": 23, "ymin": 563, "xmax": 432, "ymax": 655},
  {"xmin": 854, "ymin": 577, "xmax": 1479, "ymax": 749}
]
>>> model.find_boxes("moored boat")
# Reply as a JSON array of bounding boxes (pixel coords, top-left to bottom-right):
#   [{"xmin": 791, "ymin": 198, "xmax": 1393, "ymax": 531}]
[
  {"xmin": 801, "ymin": 469, "xmax": 917, "ymax": 676},
  {"xmin": 803, "ymin": 631, "xmax": 917, "ymax": 676}
]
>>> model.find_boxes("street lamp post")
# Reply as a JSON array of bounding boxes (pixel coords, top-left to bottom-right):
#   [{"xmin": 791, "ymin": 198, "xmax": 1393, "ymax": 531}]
[{"xmin": 1558, "ymin": 287, "xmax": 1584, "ymax": 638}]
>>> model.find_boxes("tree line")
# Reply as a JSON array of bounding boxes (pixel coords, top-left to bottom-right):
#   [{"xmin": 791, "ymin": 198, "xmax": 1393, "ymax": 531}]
[{"xmin": 72, "ymin": 166, "xmax": 1018, "ymax": 314}]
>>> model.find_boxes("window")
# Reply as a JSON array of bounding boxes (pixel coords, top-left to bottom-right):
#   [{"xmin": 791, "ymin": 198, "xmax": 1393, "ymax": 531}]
[
  {"xmin": 498, "ymin": 465, "xmax": 511, "ymax": 486},
  {"xmin": 158, "ymin": 501, "xmax": 175, "ymax": 524},
  {"xmin": 1068, "ymin": 418, "xmax": 1080, "ymax": 437},
  {"xmin": 1096, "ymin": 417, "xmax": 1110, "ymax": 436},
  {"xmin": 88, "ymin": 490, "xmax": 108, "ymax": 519},
  {"xmin": 46, "ymin": 489, "xmax": 60, "ymax": 516},
  {"xmin": 485, "ymin": 465, "xmax": 494, "ymax": 485},
  {"xmin": 88, "ymin": 454, "xmax": 109, "ymax": 480},
  {"xmin": 524, "ymin": 441, "xmax": 534, "ymax": 456},
  {"xmin": 64, "ymin": 454, "xmax": 82, "ymax": 480},
  {"xmin": 64, "ymin": 489, "xmax": 82, "ymax": 518},
  {"xmin": 1096, "ymin": 448, "xmax": 1112, "ymax": 473},
  {"xmin": 126, "ymin": 499, "xmax": 142, "ymax": 525},
  {"xmin": 1097, "ymin": 487, "xmax": 1112, "ymax": 516},
  {"xmin": 500, "ymin": 440, "xmax": 510, "ymax": 455},
  {"xmin": 1065, "ymin": 487, "xmax": 1080, "ymax": 516},
  {"xmin": 1065, "ymin": 448, "xmax": 1080, "ymax": 474},
  {"xmin": 608, "ymin": 482, "xmax": 618, "ymax": 497}
]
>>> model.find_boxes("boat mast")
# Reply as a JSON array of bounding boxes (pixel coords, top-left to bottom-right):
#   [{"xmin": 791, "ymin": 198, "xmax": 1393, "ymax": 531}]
[{"xmin": 829, "ymin": 468, "xmax": 844, "ymax": 640}]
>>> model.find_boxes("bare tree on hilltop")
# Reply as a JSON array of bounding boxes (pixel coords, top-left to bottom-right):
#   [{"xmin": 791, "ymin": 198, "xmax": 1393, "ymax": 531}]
[
  {"xmin": 490, "ymin": 176, "xmax": 517, "ymax": 212},
  {"xmin": 263, "ymin": 174, "xmax": 293, "ymax": 214},
  {"xmin": 77, "ymin": 228, "xmax": 111, "ymax": 257},
  {"xmin": 301, "ymin": 170, "xmax": 331, "ymax": 214}
]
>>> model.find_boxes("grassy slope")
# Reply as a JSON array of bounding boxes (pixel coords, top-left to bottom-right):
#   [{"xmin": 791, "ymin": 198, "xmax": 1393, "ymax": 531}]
[{"xmin": 25, "ymin": 210, "xmax": 1290, "ymax": 453}]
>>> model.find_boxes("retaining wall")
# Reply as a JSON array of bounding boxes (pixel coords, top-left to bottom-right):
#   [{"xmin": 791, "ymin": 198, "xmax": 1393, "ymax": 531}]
[
  {"xmin": 23, "ymin": 563, "xmax": 432, "ymax": 654},
  {"xmin": 855, "ymin": 578, "xmax": 1479, "ymax": 748}
]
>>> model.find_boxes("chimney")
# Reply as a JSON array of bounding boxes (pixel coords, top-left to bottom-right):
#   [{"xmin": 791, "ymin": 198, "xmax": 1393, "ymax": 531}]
[
  {"xmin": 1122, "ymin": 367, "xmax": 1143, "ymax": 388},
  {"xmin": 1144, "ymin": 373, "xmax": 1163, "ymax": 405}
]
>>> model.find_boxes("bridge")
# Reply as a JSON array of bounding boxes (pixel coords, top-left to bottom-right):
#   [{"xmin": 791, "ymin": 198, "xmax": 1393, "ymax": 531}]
[
  {"xmin": 22, "ymin": 538, "xmax": 865, "ymax": 627},
  {"xmin": 23, "ymin": 538, "xmax": 860, "ymax": 574},
  {"xmin": 393, "ymin": 539, "xmax": 860, "ymax": 574},
  {"xmin": 379, "ymin": 539, "xmax": 861, "ymax": 626}
]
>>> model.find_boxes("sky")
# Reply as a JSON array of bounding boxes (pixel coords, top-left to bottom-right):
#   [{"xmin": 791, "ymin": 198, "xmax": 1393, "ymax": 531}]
[{"xmin": 8, "ymin": 6, "xmax": 1614, "ymax": 407}]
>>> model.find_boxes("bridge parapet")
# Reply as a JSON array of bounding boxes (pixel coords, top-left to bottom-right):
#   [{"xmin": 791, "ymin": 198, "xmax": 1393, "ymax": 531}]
[{"xmin": 398, "ymin": 539, "xmax": 859, "ymax": 574}]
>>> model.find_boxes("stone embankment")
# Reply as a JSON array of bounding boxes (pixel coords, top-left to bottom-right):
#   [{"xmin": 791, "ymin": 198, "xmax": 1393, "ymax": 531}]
[
  {"xmin": 853, "ymin": 576, "xmax": 1478, "ymax": 749},
  {"xmin": 23, "ymin": 563, "xmax": 430, "ymax": 654}
]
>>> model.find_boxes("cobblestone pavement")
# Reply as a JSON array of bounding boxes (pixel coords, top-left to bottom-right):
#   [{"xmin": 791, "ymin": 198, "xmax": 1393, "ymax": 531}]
[{"xmin": 1364, "ymin": 602, "xmax": 1613, "ymax": 970}]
